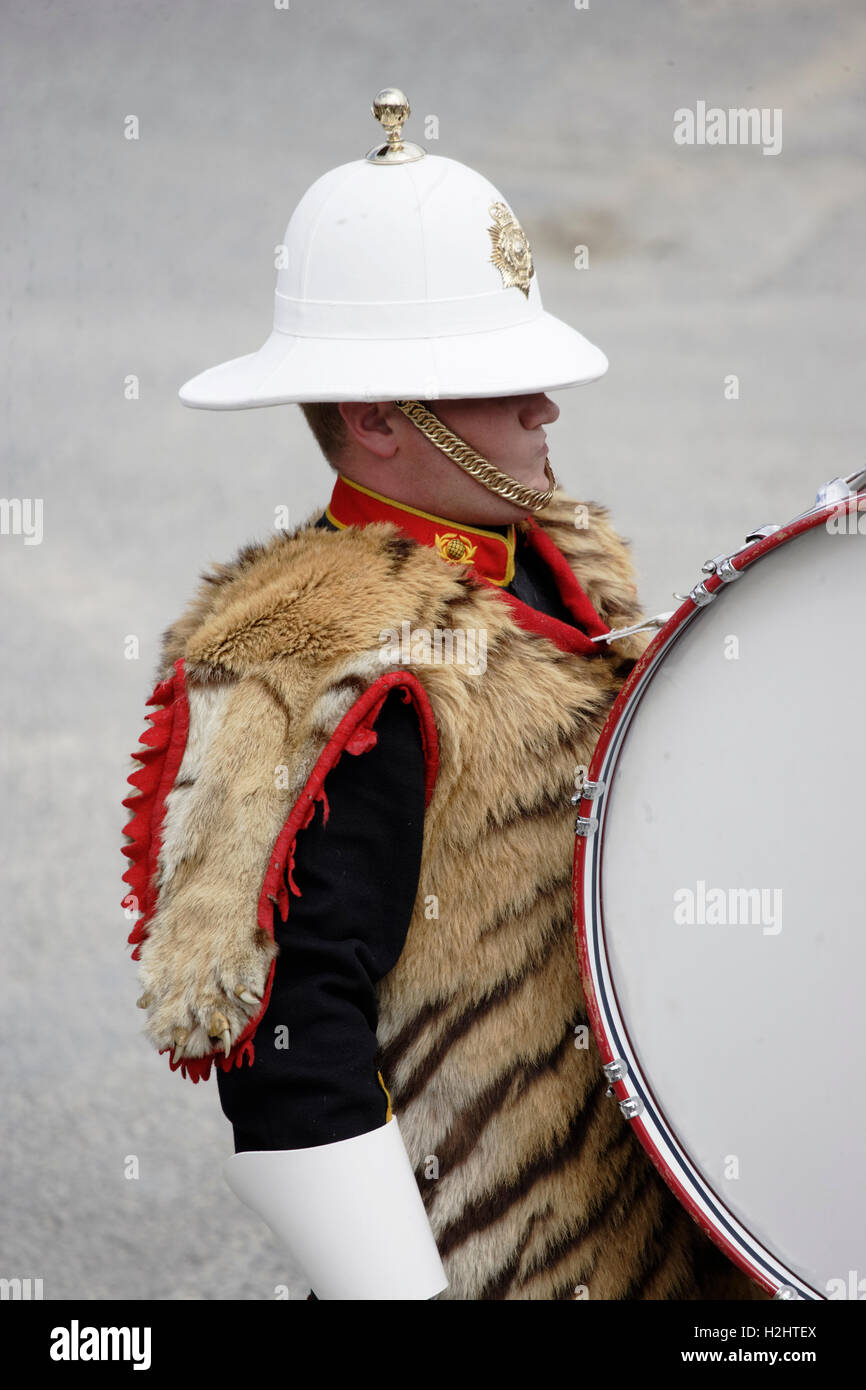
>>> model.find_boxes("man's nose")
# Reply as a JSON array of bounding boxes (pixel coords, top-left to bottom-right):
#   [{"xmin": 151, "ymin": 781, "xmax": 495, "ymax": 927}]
[{"xmin": 520, "ymin": 393, "xmax": 560, "ymax": 428}]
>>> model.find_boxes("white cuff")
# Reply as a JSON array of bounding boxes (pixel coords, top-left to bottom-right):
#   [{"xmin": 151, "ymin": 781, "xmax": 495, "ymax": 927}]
[{"xmin": 222, "ymin": 1114, "xmax": 448, "ymax": 1301}]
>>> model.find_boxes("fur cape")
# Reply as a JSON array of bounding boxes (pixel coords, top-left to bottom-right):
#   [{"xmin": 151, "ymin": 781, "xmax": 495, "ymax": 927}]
[{"xmin": 121, "ymin": 490, "xmax": 765, "ymax": 1301}]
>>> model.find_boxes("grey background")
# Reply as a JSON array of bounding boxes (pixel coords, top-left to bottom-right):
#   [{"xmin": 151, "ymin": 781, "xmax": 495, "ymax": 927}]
[{"xmin": 1, "ymin": 0, "xmax": 863, "ymax": 1299}]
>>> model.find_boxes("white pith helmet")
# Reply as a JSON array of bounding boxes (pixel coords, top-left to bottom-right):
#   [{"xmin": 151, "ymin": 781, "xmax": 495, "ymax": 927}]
[{"xmin": 178, "ymin": 88, "xmax": 608, "ymax": 409}]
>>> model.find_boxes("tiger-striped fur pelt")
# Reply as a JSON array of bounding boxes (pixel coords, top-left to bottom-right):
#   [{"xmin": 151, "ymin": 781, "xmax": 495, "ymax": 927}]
[{"xmin": 121, "ymin": 490, "xmax": 768, "ymax": 1301}]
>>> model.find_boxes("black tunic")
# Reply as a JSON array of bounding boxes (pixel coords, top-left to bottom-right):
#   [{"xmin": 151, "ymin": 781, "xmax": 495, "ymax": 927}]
[{"xmin": 216, "ymin": 514, "xmax": 584, "ymax": 1151}]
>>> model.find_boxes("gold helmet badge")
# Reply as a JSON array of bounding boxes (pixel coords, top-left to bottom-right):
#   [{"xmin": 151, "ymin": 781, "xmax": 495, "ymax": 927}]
[{"xmin": 487, "ymin": 201, "xmax": 534, "ymax": 298}]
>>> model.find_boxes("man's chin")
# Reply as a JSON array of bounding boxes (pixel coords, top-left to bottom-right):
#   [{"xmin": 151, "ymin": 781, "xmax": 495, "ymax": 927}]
[
  {"xmin": 464, "ymin": 458, "xmax": 552, "ymax": 521},
  {"xmin": 526, "ymin": 459, "xmax": 551, "ymax": 490}
]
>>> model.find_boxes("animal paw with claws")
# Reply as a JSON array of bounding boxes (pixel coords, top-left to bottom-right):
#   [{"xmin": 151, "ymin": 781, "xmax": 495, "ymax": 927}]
[{"xmin": 134, "ymin": 919, "xmax": 278, "ymax": 1065}]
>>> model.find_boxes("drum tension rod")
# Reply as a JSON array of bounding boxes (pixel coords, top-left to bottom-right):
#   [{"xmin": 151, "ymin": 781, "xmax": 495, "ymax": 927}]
[
  {"xmin": 673, "ymin": 552, "xmax": 747, "ymax": 606},
  {"xmin": 573, "ymin": 776, "xmax": 604, "ymax": 836},
  {"xmin": 815, "ymin": 466, "xmax": 866, "ymax": 505},
  {"xmin": 602, "ymin": 1060, "xmax": 644, "ymax": 1119},
  {"xmin": 592, "ymin": 549, "xmax": 745, "ymax": 638},
  {"xmin": 589, "ymin": 612, "xmax": 674, "ymax": 644},
  {"xmin": 603, "ymin": 1059, "xmax": 627, "ymax": 1090},
  {"xmin": 571, "ymin": 777, "xmax": 604, "ymax": 805}
]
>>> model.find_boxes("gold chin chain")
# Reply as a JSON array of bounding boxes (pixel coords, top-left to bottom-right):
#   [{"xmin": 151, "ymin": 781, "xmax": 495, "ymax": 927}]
[{"xmin": 393, "ymin": 400, "xmax": 558, "ymax": 513}]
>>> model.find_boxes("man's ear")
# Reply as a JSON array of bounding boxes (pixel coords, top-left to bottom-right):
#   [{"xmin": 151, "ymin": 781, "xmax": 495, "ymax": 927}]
[{"xmin": 337, "ymin": 402, "xmax": 400, "ymax": 458}]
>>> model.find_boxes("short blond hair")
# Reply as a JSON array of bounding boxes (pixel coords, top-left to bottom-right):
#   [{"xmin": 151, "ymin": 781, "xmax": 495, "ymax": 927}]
[{"xmin": 299, "ymin": 403, "xmax": 347, "ymax": 468}]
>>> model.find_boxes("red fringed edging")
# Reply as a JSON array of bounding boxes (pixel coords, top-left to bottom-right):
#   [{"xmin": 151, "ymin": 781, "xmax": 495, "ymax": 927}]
[
  {"xmin": 120, "ymin": 658, "xmax": 190, "ymax": 959},
  {"xmin": 131, "ymin": 668, "xmax": 439, "ymax": 1086}
]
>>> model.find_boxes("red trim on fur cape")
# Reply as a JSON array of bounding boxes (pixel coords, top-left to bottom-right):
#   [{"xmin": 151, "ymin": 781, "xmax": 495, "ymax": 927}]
[
  {"xmin": 121, "ymin": 661, "xmax": 190, "ymax": 957},
  {"xmin": 121, "ymin": 661, "xmax": 438, "ymax": 1082}
]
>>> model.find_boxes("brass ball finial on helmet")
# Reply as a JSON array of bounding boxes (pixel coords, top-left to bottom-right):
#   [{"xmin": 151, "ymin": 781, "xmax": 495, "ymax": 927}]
[{"xmin": 366, "ymin": 87, "xmax": 426, "ymax": 165}]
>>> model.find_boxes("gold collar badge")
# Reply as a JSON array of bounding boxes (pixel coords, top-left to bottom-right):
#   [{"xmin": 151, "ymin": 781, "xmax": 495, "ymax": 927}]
[
  {"xmin": 434, "ymin": 531, "xmax": 478, "ymax": 565},
  {"xmin": 487, "ymin": 201, "xmax": 534, "ymax": 298}
]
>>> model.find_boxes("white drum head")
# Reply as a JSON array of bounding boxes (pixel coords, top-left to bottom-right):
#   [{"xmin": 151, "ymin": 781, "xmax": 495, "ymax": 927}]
[{"xmin": 580, "ymin": 512, "xmax": 866, "ymax": 1297}]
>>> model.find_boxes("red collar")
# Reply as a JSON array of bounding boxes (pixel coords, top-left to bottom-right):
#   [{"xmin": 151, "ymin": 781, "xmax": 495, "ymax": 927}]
[
  {"xmin": 325, "ymin": 474, "xmax": 611, "ymax": 657},
  {"xmin": 326, "ymin": 474, "xmax": 516, "ymax": 585}
]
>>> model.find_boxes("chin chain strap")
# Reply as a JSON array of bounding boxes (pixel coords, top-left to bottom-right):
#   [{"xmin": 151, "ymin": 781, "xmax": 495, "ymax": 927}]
[{"xmin": 393, "ymin": 400, "xmax": 558, "ymax": 513}]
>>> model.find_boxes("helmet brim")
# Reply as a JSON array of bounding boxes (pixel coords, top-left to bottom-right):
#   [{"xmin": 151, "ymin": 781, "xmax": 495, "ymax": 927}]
[{"xmin": 178, "ymin": 311, "xmax": 608, "ymax": 408}]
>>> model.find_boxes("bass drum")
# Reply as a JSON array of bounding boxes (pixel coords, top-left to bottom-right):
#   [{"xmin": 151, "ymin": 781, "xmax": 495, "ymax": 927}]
[{"xmin": 573, "ymin": 487, "xmax": 866, "ymax": 1300}]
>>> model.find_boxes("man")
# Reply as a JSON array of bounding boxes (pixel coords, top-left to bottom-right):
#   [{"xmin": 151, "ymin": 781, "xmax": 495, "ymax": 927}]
[{"xmin": 122, "ymin": 90, "xmax": 766, "ymax": 1301}]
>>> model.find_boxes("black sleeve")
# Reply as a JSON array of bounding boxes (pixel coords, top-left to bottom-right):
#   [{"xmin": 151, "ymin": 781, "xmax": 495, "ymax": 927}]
[{"xmin": 216, "ymin": 686, "xmax": 427, "ymax": 1152}]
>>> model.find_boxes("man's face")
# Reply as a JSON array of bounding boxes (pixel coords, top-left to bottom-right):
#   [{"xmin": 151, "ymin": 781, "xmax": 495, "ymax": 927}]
[{"xmin": 391, "ymin": 392, "xmax": 561, "ymax": 525}]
